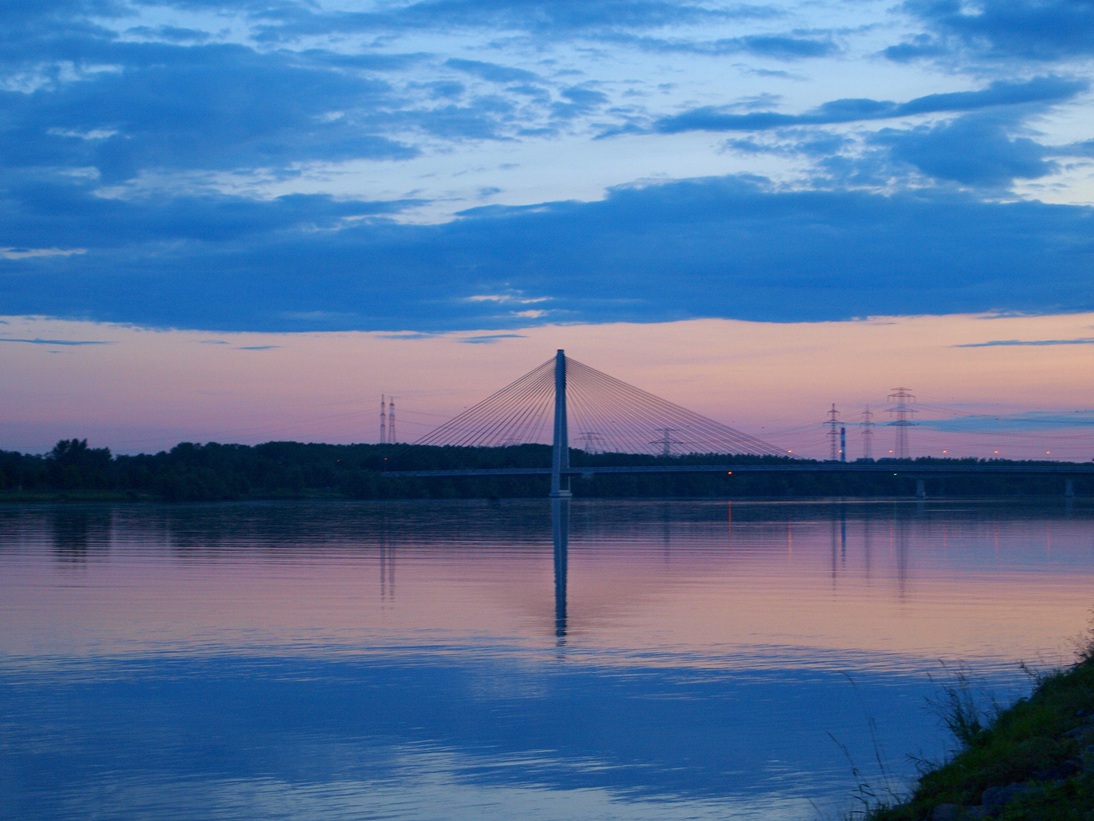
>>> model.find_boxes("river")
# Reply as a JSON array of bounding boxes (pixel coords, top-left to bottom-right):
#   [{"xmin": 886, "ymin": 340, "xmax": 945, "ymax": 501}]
[{"xmin": 2, "ymin": 498, "xmax": 1092, "ymax": 819}]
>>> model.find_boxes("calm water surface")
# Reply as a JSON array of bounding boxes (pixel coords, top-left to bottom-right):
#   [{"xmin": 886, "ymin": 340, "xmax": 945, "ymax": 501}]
[{"xmin": 2, "ymin": 498, "xmax": 1093, "ymax": 819}]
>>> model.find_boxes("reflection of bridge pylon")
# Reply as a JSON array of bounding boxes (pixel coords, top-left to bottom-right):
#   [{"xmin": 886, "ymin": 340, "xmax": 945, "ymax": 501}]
[{"xmin": 552, "ymin": 496, "xmax": 569, "ymax": 641}]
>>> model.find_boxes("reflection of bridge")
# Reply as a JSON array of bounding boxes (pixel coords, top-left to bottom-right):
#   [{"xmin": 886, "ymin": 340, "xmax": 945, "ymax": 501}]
[{"xmin": 394, "ymin": 350, "xmax": 1094, "ymax": 497}]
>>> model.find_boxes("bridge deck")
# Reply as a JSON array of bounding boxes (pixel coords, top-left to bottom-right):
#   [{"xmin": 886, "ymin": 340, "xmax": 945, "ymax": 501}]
[{"xmin": 386, "ymin": 462, "xmax": 1094, "ymax": 479}]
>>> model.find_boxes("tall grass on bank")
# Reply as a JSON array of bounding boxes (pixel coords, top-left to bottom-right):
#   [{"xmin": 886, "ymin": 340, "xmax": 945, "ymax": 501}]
[{"xmin": 864, "ymin": 626, "xmax": 1094, "ymax": 820}]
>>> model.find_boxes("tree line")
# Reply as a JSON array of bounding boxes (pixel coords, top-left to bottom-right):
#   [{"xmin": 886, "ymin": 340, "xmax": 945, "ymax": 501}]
[{"xmin": 0, "ymin": 438, "xmax": 1086, "ymax": 502}]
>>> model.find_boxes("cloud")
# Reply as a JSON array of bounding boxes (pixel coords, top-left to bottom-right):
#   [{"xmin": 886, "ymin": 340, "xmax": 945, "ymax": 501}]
[
  {"xmin": 882, "ymin": 34, "xmax": 951, "ymax": 63},
  {"xmin": 919, "ymin": 410, "xmax": 1094, "ymax": 434},
  {"xmin": 0, "ymin": 39, "xmax": 422, "ymax": 182},
  {"xmin": 465, "ymin": 292, "xmax": 550, "ymax": 305},
  {"xmin": 654, "ymin": 76, "xmax": 1087, "ymax": 134},
  {"xmin": 903, "ymin": 0, "xmax": 1094, "ymax": 61},
  {"xmin": 3, "ymin": 8, "xmax": 577, "ymax": 183},
  {"xmin": 0, "ymin": 181, "xmax": 414, "ymax": 249},
  {"xmin": 460, "ymin": 333, "xmax": 528, "ymax": 344},
  {"xmin": 551, "ymin": 86, "xmax": 610, "ymax": 120},
  {"xmin": 0, "ymin": 337, "xmax": 113, "ymax": 346},
  {"xmin": 4, "ymin": 175, "xmax": 1094, "ymax": 332},
  {"xmin": 1057, "ymin": 139, "xmax": 1094, "ymax": 158},
  {"xmin": 444, "ymin": 58, "xmax": 539, "ymax": 85},
  {"xmin": 609, "ymin": 32, "xmax": 837, "ymax": 60},
  {"xmin": 2, "ymin": 2, "xmax": 1092, "ymax": 341},
  {"xmin": 955, "ymin": 337, "xmax": 1094, "ymax": 348},
  {"xmin": 874, "ymin": 113, "xmax": 1056, "ymax": 186},
  {"xmin": 377, "ymin": 331, "xmax": 438, "ymax": 340},
  {"xmin": 730, "ymin": 35, "xmax": 837, "ymax": 60},
  {"xmin": 724, "ymin": 131, "xmax": 850, "ymax": 159},
  {"xmin": 9, "ymin": 2, "xmax": 1079, "ymax": 207},
  {"xmin": 125, "ymin": 24, "xmax": 210, "ymax": 43},
  {"xmin": 1, "ymin": 246, "xmax": 86, "ymax": 259},
  {"xmin": 249, "ymin": 0, "xmax": 778, "ymax": 41}
]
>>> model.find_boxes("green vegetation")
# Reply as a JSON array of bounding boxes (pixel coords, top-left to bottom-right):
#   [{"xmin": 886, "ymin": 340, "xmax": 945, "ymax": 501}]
[
  {"xmin": 0, "ymin": 438, "xmax": 1090, "ymax": 503},
  {"xmin": 865, "ymin": 641, "xmax": 1094, "ymax": 820}
]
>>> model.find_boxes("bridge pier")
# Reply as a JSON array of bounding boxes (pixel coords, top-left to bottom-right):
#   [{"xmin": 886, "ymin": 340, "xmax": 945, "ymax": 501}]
[
  {"xmin": 1066, "ymin": 478, "xmax": 1075, "ymax": 498},
  {"xmin": 915, "ymin": 479, "xmax": 926, "ymax": 500}
]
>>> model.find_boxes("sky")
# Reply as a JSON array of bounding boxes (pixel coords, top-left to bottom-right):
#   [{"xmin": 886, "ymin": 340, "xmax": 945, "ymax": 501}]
[{"xmin": 2, "ymin": 0, "xmax": 1094, "ymax": 459}]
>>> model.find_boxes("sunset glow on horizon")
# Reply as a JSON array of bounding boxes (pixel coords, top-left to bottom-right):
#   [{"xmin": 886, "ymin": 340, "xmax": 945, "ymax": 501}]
[{"xmin": 3, "ymin": 312, "xmax": 1092, "ymax": 461}]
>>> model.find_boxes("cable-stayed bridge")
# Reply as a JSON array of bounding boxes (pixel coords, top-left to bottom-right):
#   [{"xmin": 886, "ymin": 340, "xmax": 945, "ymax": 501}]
[
  {"xmin": 409, "ymin": 350, "xmax": 782, "ymax": 496},
  {"xmin": 391, "ymin": 350, "xmax": 1094, "ymax": 497},
  {"xmin": 417, "ymin": 350, "xmax": 782, "ymax": 456}
]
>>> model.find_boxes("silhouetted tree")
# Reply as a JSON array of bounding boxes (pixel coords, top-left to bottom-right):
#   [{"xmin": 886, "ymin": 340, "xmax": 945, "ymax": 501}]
[{"xmin": 46, "ymin": 439, "xmax": 113, "ymax": 490}]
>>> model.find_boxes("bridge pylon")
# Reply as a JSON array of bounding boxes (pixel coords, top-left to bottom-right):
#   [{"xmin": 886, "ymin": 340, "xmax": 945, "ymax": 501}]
[{"xmin": 551, "ymin": 349, "xmax": 572, "ymax": 498}]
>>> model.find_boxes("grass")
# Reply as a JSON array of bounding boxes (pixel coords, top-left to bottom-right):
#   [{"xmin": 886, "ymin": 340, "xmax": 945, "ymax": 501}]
[{"xmin": 863, "ymin": 633, "xmax": 1094, "ymax": 820}]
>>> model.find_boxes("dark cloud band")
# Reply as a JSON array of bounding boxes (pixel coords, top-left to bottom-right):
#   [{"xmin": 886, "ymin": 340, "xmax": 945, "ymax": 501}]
[{"xmin": 3, "ymin": 176, "xmax": 1093, "ymax": 332}]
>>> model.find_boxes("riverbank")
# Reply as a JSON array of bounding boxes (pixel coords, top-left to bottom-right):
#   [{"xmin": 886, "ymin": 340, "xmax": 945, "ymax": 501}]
[
  {"xmin": 867, "ymin": 645, "xmax": 1094, "ymax": 819},
  {"xmin": 5, "ymin": 440, "xmax": 1092, "ymax": 502}
]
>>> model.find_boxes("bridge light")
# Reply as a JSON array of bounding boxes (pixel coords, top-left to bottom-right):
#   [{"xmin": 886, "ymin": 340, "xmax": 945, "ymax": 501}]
[{"xmin": 727, "ymin": 471, "xmax": 733, "ymax": 475}]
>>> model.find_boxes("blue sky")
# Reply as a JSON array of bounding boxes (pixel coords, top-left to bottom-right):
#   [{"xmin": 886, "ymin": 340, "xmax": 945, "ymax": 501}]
[{"xmin": 3, "ymin": 0, "xmax": 1093, "ymax": 333}]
